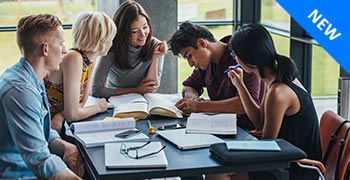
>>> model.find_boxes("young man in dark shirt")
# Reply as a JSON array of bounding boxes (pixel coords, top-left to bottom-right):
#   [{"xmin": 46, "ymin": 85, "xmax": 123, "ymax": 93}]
[{"xmin": 169, "ymin": 21, "xmax": 262, "ymax": 130}]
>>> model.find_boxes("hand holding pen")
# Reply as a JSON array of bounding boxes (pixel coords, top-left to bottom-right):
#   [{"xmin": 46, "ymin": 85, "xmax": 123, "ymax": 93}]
[
  {"xmin": 226, "ymin": 64, "xmax": 244, "ymax": 87},
  {"xmin": 224, "ymin": 64, "xmax": 241, "ymax": 73}
]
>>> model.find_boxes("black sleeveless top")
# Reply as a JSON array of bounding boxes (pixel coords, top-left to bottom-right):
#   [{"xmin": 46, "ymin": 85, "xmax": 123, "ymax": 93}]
[{"xmin": 279, "ymin": 83, "xmax": 322, "ymax": 180}]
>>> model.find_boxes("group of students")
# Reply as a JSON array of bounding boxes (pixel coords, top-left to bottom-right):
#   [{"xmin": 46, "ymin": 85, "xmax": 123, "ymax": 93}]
[{"xmin": 0, "ymin": 0, "xmax": 321, "ymax": 179}]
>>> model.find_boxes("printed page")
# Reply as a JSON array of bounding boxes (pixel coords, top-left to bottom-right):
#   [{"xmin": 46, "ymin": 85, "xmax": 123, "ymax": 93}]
[
  {"xmin": 75, "ymin": 128, "xmax": 149, "ymax": 148},
  {"xmin": 113, "ymin": 103, "xmax": 149, "ymax": 120},
  {"xmin": 109, "ymin": 93, "xmax": 147, "ymax": 109},
  {"xmin": 144, "ymin": 93, "xmax": 183, "ymax": 118},
  {"xmin": 71, "ymin": 118, "xmax": 135, "ymax": 134},
  {"xmin": 186, "ymin": 113, "xmax": 237, "ymax": 135}
]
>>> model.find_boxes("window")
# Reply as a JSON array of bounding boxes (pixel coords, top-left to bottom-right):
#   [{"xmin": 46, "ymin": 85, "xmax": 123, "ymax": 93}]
[
  {"xmin": 0, "ymin": 0, "xmax": 97, "ymax": 73},
  {"xmin": 177, "ymin": 0, "xmax": 234, "ymax": 96}
]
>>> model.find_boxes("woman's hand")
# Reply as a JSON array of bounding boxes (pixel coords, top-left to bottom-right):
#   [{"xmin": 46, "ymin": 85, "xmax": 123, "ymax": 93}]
[
  {"xmin": 152, "ymin": 41, "xmax": 168, "ymax": 59},
  {"xmin": 94, "ymin": 98, "xmax": 108, "ymax": 113},
  {"xmin": 137, "ymin": 79, "xmax": 158, "ymax": 94},
  {"xmin": 227, "ymin": 67, "xmax": 244, "ymax": 87}
]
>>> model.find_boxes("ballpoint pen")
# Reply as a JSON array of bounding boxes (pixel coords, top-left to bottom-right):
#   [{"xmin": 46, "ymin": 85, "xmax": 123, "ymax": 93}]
[
  {"xmin": 147, "ymin": 120, "xmax": 156, "ymax": 134},
  {"xmin": 224, "ymin": 64, "xmax": 241, "ymax": 73}
]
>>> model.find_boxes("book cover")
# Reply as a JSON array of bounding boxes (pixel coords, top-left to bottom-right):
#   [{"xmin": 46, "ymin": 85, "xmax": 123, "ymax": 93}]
[{"xmin": 105, "ymin": 142, "xmax": 168, "ymax": 169}]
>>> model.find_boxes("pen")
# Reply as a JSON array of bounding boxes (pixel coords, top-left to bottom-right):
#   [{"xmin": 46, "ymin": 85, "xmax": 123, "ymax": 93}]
[
  {"xmin": 224, "ymin": 64, "xmax": 241, "ymax": 73},
  {"xmin": 147, "ymin": 120, "xmax": 156, "ymax": 134}
]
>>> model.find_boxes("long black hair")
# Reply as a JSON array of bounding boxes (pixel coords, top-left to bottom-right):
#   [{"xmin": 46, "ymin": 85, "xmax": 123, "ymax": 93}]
[
  {"xmin": 168, "ymin": 21, "xmax": 216, "ymax": 56},
  {"xmin": 231, "ymin": 23, "xmax": 298, "ymax": 84}
]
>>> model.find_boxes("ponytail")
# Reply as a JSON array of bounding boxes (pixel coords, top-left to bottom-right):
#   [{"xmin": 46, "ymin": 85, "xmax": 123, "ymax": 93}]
[{"xmin": 274, "ymin": 54, "xmax": 299, "ymax": 84}]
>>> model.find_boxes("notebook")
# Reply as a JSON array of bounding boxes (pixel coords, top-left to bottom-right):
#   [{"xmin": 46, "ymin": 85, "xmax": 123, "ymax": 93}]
[
  {"xmin": 157, "ymin": 129, "xmax": 225, "ymax": 150},
  {"xmin": 226, "ymin": 140, "xmax": 281, "ymax": 151},
  {"xmin": 104, "ymin": 142, "xmax": 168, "ymax": 169}
]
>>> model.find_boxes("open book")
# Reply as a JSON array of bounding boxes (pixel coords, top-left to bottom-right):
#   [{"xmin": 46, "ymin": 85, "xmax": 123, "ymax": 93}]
[
  {"xmin": 105, "ymin": 141, "xmax": 168, "ymax": 169},
  {"xmin": 109, "ymin": 93, "xmax": 183, "ymax": 120},
  {"xmin": 186, "ymin": 113, "xmax": 237, "ymax": 135},
  {"xmin": 71, "ymin": 118, "xmax": 149, "ymax": 148}
]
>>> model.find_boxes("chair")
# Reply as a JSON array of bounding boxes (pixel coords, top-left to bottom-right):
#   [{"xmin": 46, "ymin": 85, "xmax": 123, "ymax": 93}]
[{"xmin": 296, "ymin": 110, "xmax": 350, "ymax": 180}]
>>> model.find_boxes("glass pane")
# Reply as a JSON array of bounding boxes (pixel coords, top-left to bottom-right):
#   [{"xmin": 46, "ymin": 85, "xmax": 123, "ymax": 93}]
[
  {"xmin": 178, "ymin": 0, "xmax": 233, "ymax": 21},
  {"xmin": 311, "ymin": 46, "xmax": 339, "ymax": 96},
  {"xmin": 0, "ymin": 0, "xmax": 97, "ymax": 26},
  {"xmin": 261, "ymin": 0, "xmax": 290, "ymax": 30},
  {"xmin": 177, "ymin": 25, "xmax": 233, "ymax": 97},
  {"xmin": 271, "ymin": 34, "xmax": 290, "ymax": 57},
  {"xmin": 0, "ymin": 29, "xmax": 73, "ymax": 74}
]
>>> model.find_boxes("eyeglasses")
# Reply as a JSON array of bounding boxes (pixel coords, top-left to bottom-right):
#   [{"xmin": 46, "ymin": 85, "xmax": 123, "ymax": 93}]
[{"xmin": 120, "ymin": 141, "xmax": 166, "ymax": 159}]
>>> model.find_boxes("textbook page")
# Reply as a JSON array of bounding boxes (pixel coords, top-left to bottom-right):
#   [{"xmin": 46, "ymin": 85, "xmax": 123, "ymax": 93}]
[
  {"xmin": 105, "ymin": 142, "xmax": 168, "ymax": 169},
  {"xmin": 186, "ymin": 113, "xmax": 237, "ymax": 135},
  {"xmin": 71, "ymin": 118, "xmax": 149, "ymax": 148},
  {"xmin": 71, "ymin": 118, "xmax": 135, "ymax": 133},
  {"xmin": 109, "ymin": 93, "xmax": 183, "ymax": 119},
  {"xmin": 144, "ymin": 93, "xmax": 183, "ymax": 118},
  {"xmin": 109, "ymin": 93, "xmax": 147, "ymax": 109}
]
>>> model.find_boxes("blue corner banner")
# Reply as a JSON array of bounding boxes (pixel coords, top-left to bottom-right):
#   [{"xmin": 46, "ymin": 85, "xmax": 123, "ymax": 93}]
[{"xmin": 276, "ymin": 0, "xmax": 350, "ymax": 74}]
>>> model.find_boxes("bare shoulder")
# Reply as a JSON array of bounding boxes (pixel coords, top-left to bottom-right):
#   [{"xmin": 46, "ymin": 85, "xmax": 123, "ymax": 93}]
[{"xmin": 62, "ymin": 50, "xmax": 82, "ymax": 66}]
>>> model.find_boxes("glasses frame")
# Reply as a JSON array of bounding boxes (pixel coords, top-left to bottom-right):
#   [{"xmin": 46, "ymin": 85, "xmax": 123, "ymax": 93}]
[{"xmin": 120, "ymin": 141, "xmax": 166, "ymax": 159}]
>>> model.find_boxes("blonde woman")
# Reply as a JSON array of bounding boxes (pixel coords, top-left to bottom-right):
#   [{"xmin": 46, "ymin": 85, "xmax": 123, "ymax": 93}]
[{"xmin": 44, "ymin": 11, "xmax": 117, "ymax": 139}]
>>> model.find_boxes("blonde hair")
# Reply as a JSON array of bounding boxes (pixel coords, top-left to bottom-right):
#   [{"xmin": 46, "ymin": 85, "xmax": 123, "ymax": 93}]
[{"xmin": 72, "ymin": 11, "xmax": 117, "ymax": 52}]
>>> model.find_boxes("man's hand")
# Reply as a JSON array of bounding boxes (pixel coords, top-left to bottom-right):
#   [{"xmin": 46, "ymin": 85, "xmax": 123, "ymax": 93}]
[
  {"xmin": 51, "ymin": 113, "xmax": 65, "ymax": 133},
  {"xmin": 175, "ymin": 98, "xmax": 203, "ymax": 114},
  {"xmin": 63, "ymin": 144, "xmax": 85, "ymax": 178}
]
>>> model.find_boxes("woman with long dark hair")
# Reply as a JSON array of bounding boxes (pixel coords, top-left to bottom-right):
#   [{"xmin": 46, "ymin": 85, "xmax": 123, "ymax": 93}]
[
  {"xmin": 207, "ymin": 23, "xmax": 322, "ymax": 180},
  {"xmin": 92, "ymin": 0, "xmax": 168, "ymax": 98}
]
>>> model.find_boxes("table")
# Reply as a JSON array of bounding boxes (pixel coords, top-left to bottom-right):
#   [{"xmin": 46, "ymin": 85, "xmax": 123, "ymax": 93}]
[{"xmin": 75, "ymin": 109, "xmax": 305, "ymax": 180}]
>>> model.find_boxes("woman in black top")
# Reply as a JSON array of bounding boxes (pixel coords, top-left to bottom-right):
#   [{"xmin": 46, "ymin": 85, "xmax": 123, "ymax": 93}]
[{"xmin": 207, "ymin": 24, "xmax": 322, "ymax": 180}]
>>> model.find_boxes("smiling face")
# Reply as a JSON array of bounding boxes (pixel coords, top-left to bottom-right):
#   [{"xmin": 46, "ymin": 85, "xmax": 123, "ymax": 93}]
[{"xmin": 129, "ymin": 15, "xmax": 149, "ymax": 47}]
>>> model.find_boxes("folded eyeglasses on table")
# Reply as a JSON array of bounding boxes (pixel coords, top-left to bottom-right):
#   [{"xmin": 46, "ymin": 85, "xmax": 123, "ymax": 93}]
[{"xmin": 120, "ymin": 141, "xmax": 166, "ymax": 159}]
